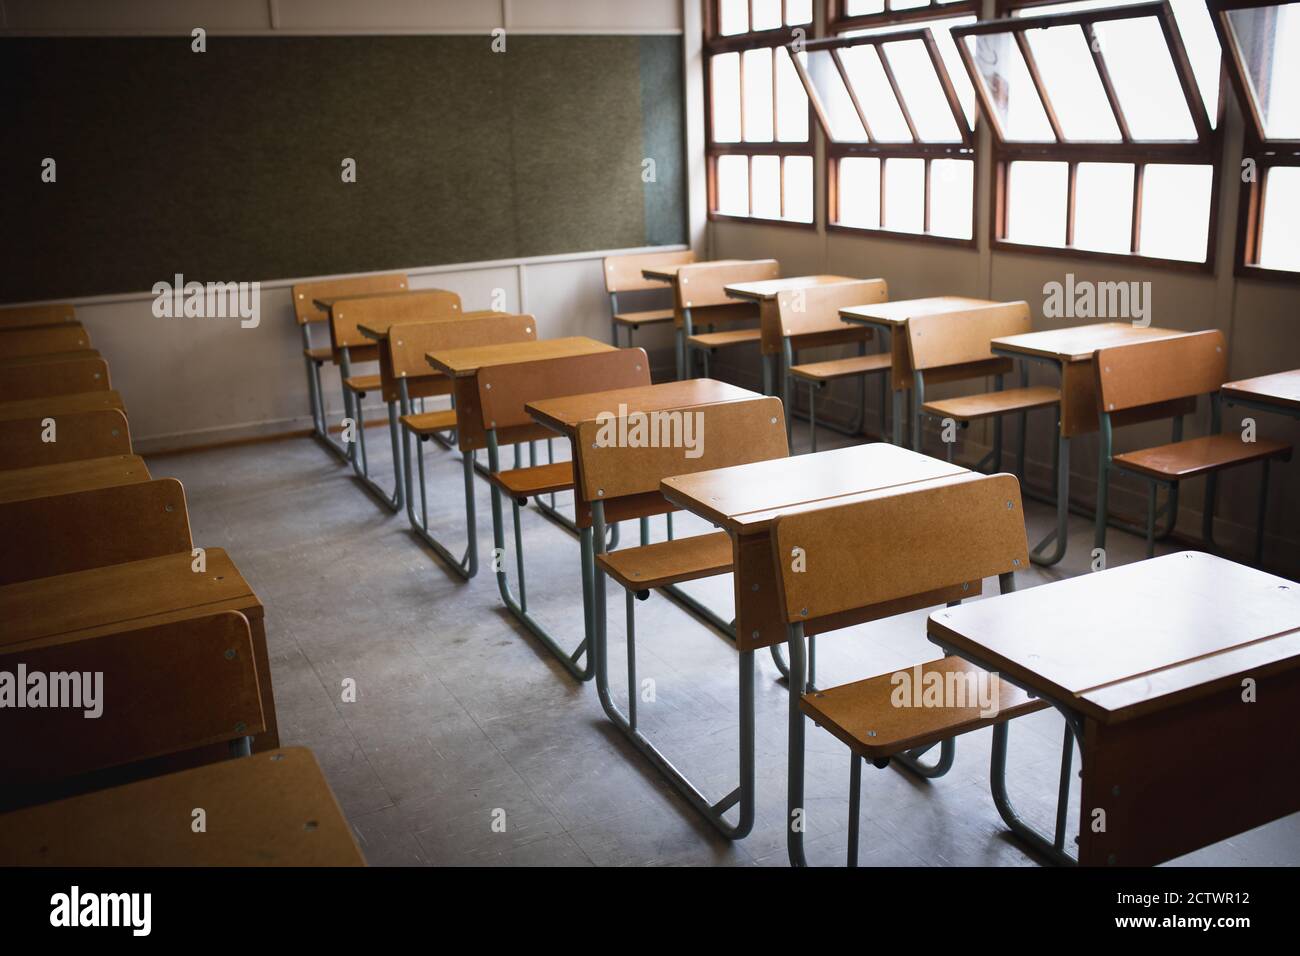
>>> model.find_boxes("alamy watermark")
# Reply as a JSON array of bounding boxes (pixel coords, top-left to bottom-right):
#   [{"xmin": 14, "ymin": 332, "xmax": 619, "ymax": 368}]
[
  {"xmin": 890, "ymin": 663, "xmax": 999, "ymax": 718},
  {"xmin": 0, "ymin": 664, "xmax": 103, "ymax": 718},
  {"xmin": 151, "ymin": 273, "xmax": 260, "ymax": 328},
  {"xmin": 1042, "ymin": 273, "xmax": 1151, "ymax": 327},
  {"xmin": 593, "ymin": 403, "xmax": 704, "ymax": 459}
]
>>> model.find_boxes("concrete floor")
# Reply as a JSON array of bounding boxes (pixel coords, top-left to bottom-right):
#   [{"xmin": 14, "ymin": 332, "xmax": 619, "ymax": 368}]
[{"xmin": 148, "ymin": 422, "xmax": 1300, "ymax": 867}]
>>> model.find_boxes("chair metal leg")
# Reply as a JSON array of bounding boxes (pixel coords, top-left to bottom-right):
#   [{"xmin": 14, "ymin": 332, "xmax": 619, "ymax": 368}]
[
  {"xmin": 808, "ymin": 382, "xmax": 818, "ymax": 454},
  {"xmin": 1146, "ymin": 480, "xmax": 1158, "ymax": 559},
  {"xmin": 1202, "ymin": 471, "xmax": 1218, "ymax": 547},
  {"xmin": 847, "ymin": 754, "xmax": 862, "ymax": 868},
  {"xmin": 401, "ymin": 413, "xmax": 477, "ymax": 579},
  {"xmin": 349, "ymin": 396, "xmax": 404, "ymax": 512},
  {"xmin": 1256, "ymin": 459, "xmax": 1271, "ymax": 566}
]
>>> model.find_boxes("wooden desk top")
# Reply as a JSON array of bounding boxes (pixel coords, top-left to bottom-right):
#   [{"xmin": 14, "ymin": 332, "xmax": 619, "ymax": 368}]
[
  {"xmin": 0, "ymin": 391, "xmax": 123, "ymax": 423},
  {"xmin": 0, "ymin": 455, "xmax": 150, "ymax": 506},
  {"xmin": 426, "ymin": 336, "xmax": 613, "ymax": 378},
  {"xmin": 725, "ymin": 275, "xmax": 857, "ymax": 302},
  {"xmin": 929, "ymin": 551, "xmax": 1300, "ymax": 724},
  {"xmin": 1, "ymin": 548, "xmax": 257, "ymax": 651},
  {"xmin": 839, "ymin": 296, "xmax": 999, "ymax": 327},
  {"xmin": 527, "ymin": 379, "xmax": 757, "ymax": 437},
  {"xmin": 0, "ymin": 747, "xmax": 365, "ymax": 866},
  {"xmin": 357, "ymin": 309, "xmax": 502, "ymax": 341},
  {"xmin": 640, "ymin": 259, "xmax": 751, "ymax": 283},
  {"xmin": 0, "ymin": 349, "xmax": 100, "ymax": 368},
  {"xmin": 662, "ymin": 443, "xmax": 967, "ymax": 534},
  {"xmin": 1222, "ymin": 369, "xmax": 1300, "ymax": 412},
  {"xmin": 992, "ymin": 322, "xmax": 1185, "ymax": 363},
  {"xmin": 312, "ymin": 289, "xmax": 413, "ymax": 313}
]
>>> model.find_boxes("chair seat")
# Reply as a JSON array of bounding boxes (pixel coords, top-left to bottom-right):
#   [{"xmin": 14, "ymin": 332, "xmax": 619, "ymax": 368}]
[
  {"xmin": 343, "ymin": 374, "xmax": 382, "ymax": 394},
  {"xmin": 304, "ymin": 345, "xmax": 332, "ymax": 362},
  {"xmin": 790, "ymin": 353, "xmax": 892, "ymax": 383},
  {"xmin": 597, "ymin": 531, "xmax": 734, "ymax": 592},
  {"xmin": 922, "ymin": 385, "xmax": 1060, "ymax": 421},
  {"xmin": 613, "ymin": 308, "xmax": 675, "ymax": 328},
  {"xmin": 1113, "ymin": 434, "xmax": 1291, "ymax": 481},
  {"xmin": 801, "ymin": 656, "xmax": 1046, "ymax": 761},
  {"xmin": 399, "ymin": 409, "xmax": 457, "ymax": 436},
  {"xmin": 688, "ymin": 329, "xmax": 761, "ymax": 349},
  {"xmin": 487, "ymin": 461, "xmax": 574, "ymax": 500}
]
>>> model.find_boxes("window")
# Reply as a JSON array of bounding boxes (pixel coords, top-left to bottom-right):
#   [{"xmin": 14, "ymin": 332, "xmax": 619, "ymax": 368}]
[
  {"xmin": 1210, "ymin": 0, "xmax": 1300, "ymax": 278},
  {"xmin": 800, "ymin": 4, "xmax": 980, "ymax": 241},
  {"xmin": 956, "ymin": 2, "xmax": 1222, "ymax": 266},
  {"xmin": 707, "ymin": 1, "xmax": 815, "ymax": 223}
]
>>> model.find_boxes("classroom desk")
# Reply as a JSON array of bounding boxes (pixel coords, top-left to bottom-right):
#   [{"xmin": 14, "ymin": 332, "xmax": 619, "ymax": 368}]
[
  {"xmin": 0, "ymin": 455, "xmax": 150, "ymax": 506},
  {"xmin": 0, "ymin": 304, "xmax": 77, "ymax": 330},
  {"xmin": 357, "ymin": 309, "xmax": 501, "ymax": 342},
  {"xmin": 928, "ymin": 550, "xmax": 1300, "ymax": 866},
  {"xmin": 0, "ymin": 390, "xmax": 124, "ymax": 422},
  {"xmin": 989, "ymin": 322, "xmax": 1187, "ymax": 566},
  {"xmin": 840, "ymin": 296, "xmax": 1006, "ymax": 447},
  {"xmin": 0, "ymin": 747, "xmax": 365, "ymax": 866},
  {"xmin": 1222, "ymin": 369, "xmax": 1300, "ymax": 420},
  {"xmin": 0, "ymin": 548, "xmax": 279, "ymax": 752},
  {"xmin": 643, "ymin": 260, "xmax": 765, "ymax": 381}
]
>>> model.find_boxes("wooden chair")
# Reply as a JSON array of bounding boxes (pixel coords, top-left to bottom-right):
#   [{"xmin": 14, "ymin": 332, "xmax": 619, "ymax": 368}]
[
  {"xmin": 0, "ymin": 408, "xmax": 131, "ymax": 471},
  {"xmin": 0, "ymin": 454, "xmax": 150, "ymax": 507},
  {"xmin": 390, "ymin": 313, "xmax": 538, "ymax": 578},
  {"xmin": 0, "ymin": 323, "xmax": 92, "ymax": 359},
  {"xmin": 0, "ymin": 355, "xmax": 111, "ymax": 403},
  {"xmin": 772, "ymin": 472, "xmax": 1061, "ymax": 866},
  {"xmin": 585, "ymin": 396, "xmax": 788, "ymax": 836},
  {"xmin": 779, "ymin": 279, "xmax": 889, "ymax": 451},
  {"xmin": 905, "ymin": 301, "xmax": 1058, "ymax": 473},
  {"xmin": 604, "ymin": 249, "xmax": 696, "ymax": 348},
  {"xmin": 675, "ymin": 260, "xmax": 778, "ymax": 381},
  {"xmin": 290, "ymin": 272, "xmax": 408, "ymax": 459},
  {"xmin": 325, "ymin": 290, "xmax": 463, "ymax": 510},
  {"xmin": 0, "ymin": 302, "xmax": 77, "ymax": 330},
  {"xmin": 1094, "ymin": 329, "xmax": 1291, "ymax": 563}
]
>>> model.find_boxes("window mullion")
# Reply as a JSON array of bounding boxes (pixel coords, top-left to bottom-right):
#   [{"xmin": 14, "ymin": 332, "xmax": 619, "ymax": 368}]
[
  {"xmin": 830, "ymin": 48, "xmax": 878, "ymax": 143},
  {"xmin": 1085, "ymin": 23, "xmax": 1133, "ymax": 144},
  {"xmin": 1014, "ymin": 30, "xmax": 1064, "ymax": 143},
  {"xmin": 1130, "ymin": 163, "xmax": 1145, "ymax": 255},
  {"xmin": 875, "ymin": 43, "xmax": 921, "ymax": 143}
]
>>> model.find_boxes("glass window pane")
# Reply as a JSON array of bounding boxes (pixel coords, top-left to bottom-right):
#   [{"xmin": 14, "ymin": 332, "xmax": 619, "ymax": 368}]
[
  {"xmin": 752, "ymin": 155, "xmax": 782, "ymax": 219},
  {"xmin": 752, "ymin": 0, "xmax": 782, "ymax": 32},
  {"xmin": 719, "ymin": 0, "xmax": 748, "ymax": 36},
  {"xmin": 930, "ymin": 159, "xmax": 974, "ymax": 239},
  {"xmin": 892, "ymin": 0, "xmax": 930, "ymax": 9},
  {"xmin": 845, "ymin": 17, "xmax": 978, "ymax": 127},
  {"xmin": 882, "ymin": 39, "xmax": 962, "ymax": 142},
  {"xmin": 775, "ymin": 48, "xmax": 810, "ymax": 142},
  {"xmin": 884, "ymin": 157, "xmax": 926, "ymax": 233},
  {"xmin": 711, "ymin": 53, "xmax": 741, "ymax": 143},
  {"xmin": 839, "ymin": 45, "xmax": 912, "ymax": 142},
  {"xmin": 1025, "ymin": 25, "xmax": 1121, "ymax": 141},
  {"xmin": 786, "ymin": 0, "xmax": 813, "ymax": 26},
  {"xmin": 838, "ymin": 157, "xmax": 881, "ymax": 229},
  {"xmin": 1092, "ymin": 16, "xmax": 1197, "ymax": 140},
  {"xmin": 716, "ymin": 154, "xmax": 749, "ymax": 216},
  {"xmin": 743, "ymin": 48, "xmax": 775, "ymax": 142},
  {"xmin": 1073, "ymin": 162, "xmax": 1134, "ymax": 254},
  {"xmin": 799, "ymin": 49, "xmax": 868, "ymax": 141},
  {"xmin": 1227, "ymin": 3, "xmax": 1300, "ymax": 140},
  {"xmin": 1006, "ymin": 160, "xmax": 1068, "ymax": 246},
  {"xmin": 1138, "ymin": 164, "xmax": 1213, "ymax": 262},
  {"xmin": 845, "ymin": 0, "xmax": 886, "ymax": 14},
  {"xmin": 784, "ymin": 155, "xmax": 815, "ymax": 223},
  {"xmin": 1259, "ymin": 166, "xmax": 1300, "ymax": 271},
  {"xmin": 964, "ymin": 33, "xmax": 1056, "ymax": 141}
]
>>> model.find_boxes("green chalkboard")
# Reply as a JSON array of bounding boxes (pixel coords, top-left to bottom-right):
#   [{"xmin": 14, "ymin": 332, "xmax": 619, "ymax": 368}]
[{"xmin": 0, "ymin": 34, "xmax": 686, "ymax": 303}]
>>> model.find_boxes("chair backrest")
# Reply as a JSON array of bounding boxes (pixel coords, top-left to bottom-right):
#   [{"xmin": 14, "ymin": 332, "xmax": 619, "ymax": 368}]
[
  {"xmin": 604, "ymin": 249, "xmax": 697, "ymax": 294},
  {"xmin": 0, "ymin": 409, "xmax": 132, "ymax": 471},
  {"xmin": 0, "ymin": 324, "xmax": 92, "ymax": 359},
  {"xmin": 0, "ymin": 356, "xmax": 111, "ymax": 402},
  {"xmin": 330, "ymin": 289, "xmax": 461, "ymax": 353},
  {"xmin": 771, "ymin": 473, "xmax": 1028, "ymax": 626},
  {"xmin": 388, "ymin": 314, "xmax": 538, "ymax": 381},
  {"xmin": 478, "ymin": 348, "xmax": 651, "ymax": 432},
  {"xmin": 573, "ymin": 396, "xmax": 788, "ymax": 503},
  {"xmin": 290, "ymin": 272, "xmax": 409, "ymax": 326},
  {"xmin": 0, "ymin": 303, "xmax": 77, "ymax": 329},
  {"xmin": 1095, "ymin": 329, "xmax": 1227, "ymax": 414},
  {"xmin": 0, "ymin": 478, "xmax": 193, "ymax": 585},
  {"xmin": 674, "ymin": 260, "xmax": 780, "ymax": 309},
  {"xmin": 775, "ymin": 279, "xmax": 889, "ymax": 339},
  {"xmin": 905, "ymin": 301, "xmax": 1032, "ymax": 371}
]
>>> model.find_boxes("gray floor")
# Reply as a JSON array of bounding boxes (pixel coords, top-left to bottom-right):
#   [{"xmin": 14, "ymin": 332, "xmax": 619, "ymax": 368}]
[{"xmin": 148, "ymin": 421, "xmax": 1300, "ymax": 867}]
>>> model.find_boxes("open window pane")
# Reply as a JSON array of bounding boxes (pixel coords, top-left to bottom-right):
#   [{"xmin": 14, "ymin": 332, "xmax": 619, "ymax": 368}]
[
  {"xmin": 751, "ymin": 0, "xmax": 782, "ymax": 32},
  {"xmin": 784, "ymin": 155, "xmax": 815, "ymax": 223},
  {"xmin": 711, "ymin": 53, "xmax": 741, "ymax": 143},
  {"xmin": 1225, "ymin": 2, "xmax": 1300, "ymax": 140},
  {"xmin": 884, "ymin": 158, "xmax": 926, "ymax": 233},
  {"xmin": 1138, "ymin": 164, "xmax": 1213, "ymax": 262},
  {"xmin": 839, "ymin": 45, "xmax": 912, "ymax": 142},
  {"xmin": 743, "ymin": 48, "xmax": 775, "ymax": 142},
  {"xmin": 775, "ymin": 48, "xmax": 810, "ymax": 142},
  {"xmin": 963, "ymin": 33, "xmax": 1055, "ymax": 141},
  {"xmin": 893, "ymin": 0, "xmax": 931, "ymax": 9},
  {"xmin": 1006, "ymin": 160, "xmax": 1068, "ymax": 246},
  {"xmin": 838, "ymin": 157, "xmax": 882, "ymax": 229},
  {"xmin": 844, "ymin": 16, "xmax": 979, "ymax": 127},
  {"xmin": 799, "ymin": 50, "xmax": 869, "ymax": 141},
  {"xmin": 719, "ymin": 0, "xmax": 748, "ymax": 36},
  {"xmin": 930, "ymin": 159, "xmax": 974, "ymax": 239},
  {"xmin": 845, "ymin": 0, "xmax": 886, "ymax": 13},
  {"xmin": 716, "ymin": 154, "xmax": 750, "ymax": 216},
  {"xmin": 1258, "ymin": 166, "xmax": 1300, "ymax": 271},
  {"xmin": 882, "ymin": 39, "xmax": 962, "ymax": 141},
  {"xmin": 1024, "ymin": 25, "xmax": 1121, "ymax": 141},
  {"xmin": 1073, "ymin": 163, "xmax": 1134, "ymax": 254},
  {"xmin": 1092, "ymin": 16, "xmax": 1197, "ymax": 140},
  {"xmin": 787, "ymin": 0, "xmax": 814, "ymax": 26},
  {"xmin": 751, "ymin": 155, "xmax": 782, "ymax": 218}
]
